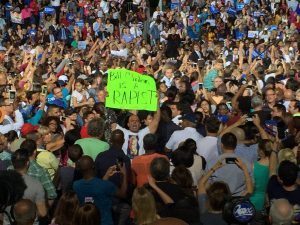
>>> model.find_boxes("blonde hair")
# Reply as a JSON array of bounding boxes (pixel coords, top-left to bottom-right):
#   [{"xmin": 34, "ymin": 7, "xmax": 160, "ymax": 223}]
[
  {"xmin": 162, "ymin": 63, "xmax": 174, "ymax": 75},
  {"xmin": 37, "ymin": 126, "xmax": 50, "ymax": 137},
  {"xmin": 132, "ymin": 187, "xmax": 157, "ymax": 225},
  {"xmin": 278, "ymin": 148, "xmax": 297, "ymax": 165}
]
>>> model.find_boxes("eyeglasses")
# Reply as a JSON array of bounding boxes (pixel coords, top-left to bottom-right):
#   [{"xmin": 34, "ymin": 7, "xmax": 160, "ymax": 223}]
[{"xmin": 54, "ymin": 90, "xmax": 62, "ymax": 95}]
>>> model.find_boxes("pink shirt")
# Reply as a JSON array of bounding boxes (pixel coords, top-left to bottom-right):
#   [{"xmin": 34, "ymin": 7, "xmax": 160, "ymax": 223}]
[{"xmin": 21, "ymin": 8, "xmax": 32, "ymax": 19}]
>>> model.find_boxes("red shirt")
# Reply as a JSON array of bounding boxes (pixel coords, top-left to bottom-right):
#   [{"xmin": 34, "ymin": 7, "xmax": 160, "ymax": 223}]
[
  {"xmin": 132, "ymin": 153, "xmax": 169, "ymax": 187},
  {"xmin": 80, "ymin": 126, "xmax": 90, "ymax": 138}
]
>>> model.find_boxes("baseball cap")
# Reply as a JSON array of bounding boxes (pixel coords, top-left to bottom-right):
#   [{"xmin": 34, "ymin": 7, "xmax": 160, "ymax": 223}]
[
  {"xmin": 181, "ymin": 113, "xmax": 197, "ymax": 124},
  {"xmin": 58, "ymin": 75, "xmax": 68, "ymax": 82},
  {"xmin": 20, "ymin": 123, "xmax": 39, "ymax": 137},
  {"xmin": 48, "ymin": 99, "xmax": 66, "ymax": 109}
]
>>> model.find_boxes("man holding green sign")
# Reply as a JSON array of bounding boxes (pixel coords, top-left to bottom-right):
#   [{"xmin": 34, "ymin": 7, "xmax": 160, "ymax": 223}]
[
  {"xmin": 108, "ymin": 69, "xmax": 160, "ymax": 159},
  {"xmin": 106, "ymin": 69, "xmax": 158, "ymax": 111}
]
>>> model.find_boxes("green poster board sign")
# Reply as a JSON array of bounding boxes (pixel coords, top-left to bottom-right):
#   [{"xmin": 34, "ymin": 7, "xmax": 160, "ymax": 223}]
[{"xmin": 105, "ymin": 69, "xmax": 157, "ymax": 111}]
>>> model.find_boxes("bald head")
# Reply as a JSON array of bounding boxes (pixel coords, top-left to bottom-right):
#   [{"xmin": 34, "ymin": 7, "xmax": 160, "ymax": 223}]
[
  {"xmin": 78, "ymin": 156, "xmax": 95, "ymax": 174},
  {"xmin": 13, "ymin": 199, "xmax": 36, "ymax": 225},
  {"xmin": 284, "ymin": 89, "xmax": 294, "ymax": 101},
  {"xmin": 230, "ymin": 127, "xmax": 245, "ymax": 143},
  {"xmin": 111, "ymin": 129, "xmax": 125, "ymax": 148},
  {"xmin": 270, "ymin": 199, "xmax": 294, "ymax": 225}
]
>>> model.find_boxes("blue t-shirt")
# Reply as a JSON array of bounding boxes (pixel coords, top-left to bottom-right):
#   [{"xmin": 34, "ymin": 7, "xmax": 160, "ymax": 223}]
[
  {"xmin": 73, "ymin": 178, "xmax": 117, "ymax": 225},
  {"xmin": 47, "ymin": 87, "xmax": 69, "ymax": 108}
]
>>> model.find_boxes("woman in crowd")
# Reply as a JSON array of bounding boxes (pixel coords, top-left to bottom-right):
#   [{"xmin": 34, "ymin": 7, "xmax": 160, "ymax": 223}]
[{"xmin": 53, "ymin": 191, "xmax": 80, "ymax": 225}]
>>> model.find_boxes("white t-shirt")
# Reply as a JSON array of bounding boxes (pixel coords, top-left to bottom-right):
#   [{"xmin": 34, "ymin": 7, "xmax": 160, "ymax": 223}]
[
  {"xmin": 166, "ymin": 127, "xmax": 203, "ymax": 151},
  {"xmin": 133, "ymin": 0, "xmax": 142, "ymax": 5},
  {"xmin": 130, "ymin": 26, "xmax": 142, "ymax": 38},
  {"xmin": 172, "ymin": 115, "xmax": 182, "ymax": 126},
  {"xmin": 71, "ymin": 90, "xmax": 90, "ymax": 107},
  {"xmin": 152, "ymin": 11, "xmax": 163, "ymax": 20},
  {"xmin": 196, "ymin": 136, "xmax": 219, "ymax": 168},
  {"xmin": 170, "ymin": 154, "xmax": 204, "ymax": 186},
  {"xmin": 100, "ymin": 0, "xmax": 109, "ymax": 14},
  {"xmin": 116, "ymin": 125, "xmax": 150, "ymax": 159},
  {"xmin": 51, "ymin": 0, "xmax": 60, "ymax": 7},
  {"xmin": 189, "ymin": 155, "xmax": 205, "ymax": 186},
  {"xmin": 160, "ymin": 30, "xmax": 168, "ymax": 43}
]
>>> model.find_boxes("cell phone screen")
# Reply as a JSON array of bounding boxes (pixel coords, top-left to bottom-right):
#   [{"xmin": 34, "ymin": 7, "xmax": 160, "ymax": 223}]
[
  {"xmin": 41, "ymin": 86, "xmax": 48, "ymax": 95},
  {"xmin": 116, "ymin": 157, "xmax": 123, "ymax": 171},
  {"xmin": 225, "ymin": 157, "xmax": 236, "ymax": 164},
  {"xmin": 9, "ymin": 90, "xmax": 16, "ymax": 103},
  {"xmin": 198, "ymin": 83, "xmax": 203, "ymax": 90}
]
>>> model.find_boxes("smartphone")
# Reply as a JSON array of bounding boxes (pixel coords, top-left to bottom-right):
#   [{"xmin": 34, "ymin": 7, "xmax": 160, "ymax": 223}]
[
  {"xmin": 225, "ymin": 157, "xmax": 236, "ymax": 164},
  {"xmin": 198, "ymin": 83, "xmax": 203, "ymax": 90},
  {"xmin": 198, "ymin": 59, "xmax": 205, "ymax": 68},
  {"xmin": 116, "ymin": 157, "xmax": 123, "ymax": 172},
  {"xmin": 9, "ymin": 90, "xmax": 16, "ymax": 103},
  {"xmin": 246, "ymin": 117, "xmax": 253, "ymax": 122},
  {"xmin": 41, "ymin": 85, "xmax": 48, "ymax": 96}
]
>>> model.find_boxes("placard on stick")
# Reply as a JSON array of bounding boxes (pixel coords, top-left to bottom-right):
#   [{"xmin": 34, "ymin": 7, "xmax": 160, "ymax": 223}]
[{"xmin": 106, "ymin": 69, "xmax": 157, "ymax": 111}]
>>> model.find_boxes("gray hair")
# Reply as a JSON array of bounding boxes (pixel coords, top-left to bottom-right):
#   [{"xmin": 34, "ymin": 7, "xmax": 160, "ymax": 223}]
[
  {"xmin": 87, "ymin": 118, "xmax": 105, "ymax": 138},
  {"xmin": 251, "ymin": 95, "xmax": 263, "ymax": 109},
  {"xmin": 270, "ymin": 199, "xmax": 294, "ymax": 225}
]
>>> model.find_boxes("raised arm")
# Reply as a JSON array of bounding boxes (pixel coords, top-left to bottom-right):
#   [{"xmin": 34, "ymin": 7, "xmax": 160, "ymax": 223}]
[
  {"xmin": 148, "ymin": 175, "xmax": 174, "ymax": 204},
  {"xmin": 238, "ymin": 41, "xmax": 244, "ymax": 70},
  {"xmin": 235, "ymin": 157, "xmax": 253, "ymax": 196},
  {"xmin": 198, "ymin": 160, "xmax": 224, "ymax": 195},
  {"xmin": 252, "ymin": 114, "xmax": 269, "ymax": 140},
  {"xmin": 148, "ymin": 99, "xmax": 161, "ymax": 134},
  {"xmin": 269, "ymin": 140, "xmax": 279, "ymax": 177},
  {"xmin": 218, "ymin": 115, "xmax": 247, "ymax": 137},
  {"xmin": 232, "ymin": 84, "xmax": 247, "ymax": 111}
]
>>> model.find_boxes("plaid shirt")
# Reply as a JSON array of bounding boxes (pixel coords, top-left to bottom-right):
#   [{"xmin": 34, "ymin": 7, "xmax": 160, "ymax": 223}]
[{"xmin": 28, "ymin": 160, "xmax": 57, "ymax": 199}]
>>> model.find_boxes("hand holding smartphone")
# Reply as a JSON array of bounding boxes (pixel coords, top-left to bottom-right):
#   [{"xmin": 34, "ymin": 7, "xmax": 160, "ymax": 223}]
[
  {"xmin": 41, "ymin": 85, "xmax": 48, "ymax": 96},
  {"xmin": 225, "ymin": 157, "xmax": 237, "ymax": 164},
  {"xmin": 116, "ymin": 157, "xmax": 124, "ymax": 172},
  {"xmin": 198, "ymin": 83, "xmax": 203, "ymax": 90},
  {"xmin": 9, "ymin": 90, "xmax": 16, "ymax": 103}
]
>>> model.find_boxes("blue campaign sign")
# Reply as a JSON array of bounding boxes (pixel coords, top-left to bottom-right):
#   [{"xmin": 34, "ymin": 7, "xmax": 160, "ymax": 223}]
[
  {"xmin": 236, "ymin": 3, "xmax": 245, "ymax": 11},
  {"xmin": 44, "ymin": 7, "xmax": 55, "ymax": 14},
  {"xmin": 77, "ymin": 41, "xmax": 87, "ymax": 50},
  {"xmin": 210, "ymin": 5, "xmax": 219, "ymax": 14},
  {"xmin": 248, "ymin": 31, "xmax": 259, "ymax": 38},
  {"xmin": 269, "ymin": 25, "xmax": 277, "ymax": 31},
  {"xmin": 235, "ymin": 30, "xmax": 244, "ymax": 40},
  {"xmin": 227, "ymin": 7, "xmax": 237, "ymax": 15},
  {"xmin": 253, "ymin": 11, "xmax": 261, "ymax": 17},
  {"xmin": 170, "ymin": 3, "xmax": 179, "ymax": 10},
  {"xmin": 75, "ymin": 20, "xmax": 84, "ymax": 28}
]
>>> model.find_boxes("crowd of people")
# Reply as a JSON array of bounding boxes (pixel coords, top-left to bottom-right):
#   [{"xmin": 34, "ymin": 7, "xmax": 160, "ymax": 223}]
[{"xmin": 0, "ymin": 0, "xmax": 300, "ymax": 224}]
